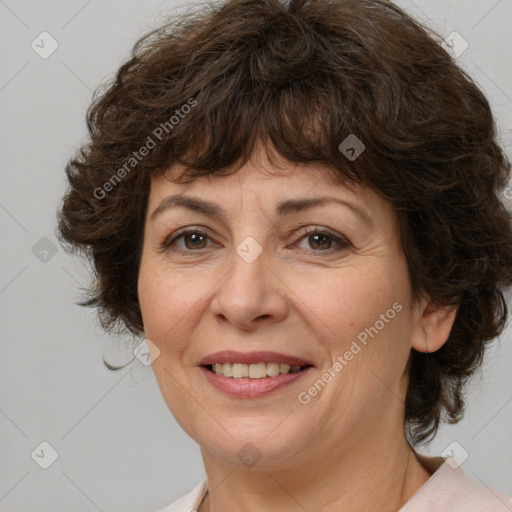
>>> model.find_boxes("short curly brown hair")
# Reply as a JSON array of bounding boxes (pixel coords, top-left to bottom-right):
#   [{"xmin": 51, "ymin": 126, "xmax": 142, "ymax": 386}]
[{"xmin": 56, "ymin": 0, "xmax": 512, "ymax": 445}]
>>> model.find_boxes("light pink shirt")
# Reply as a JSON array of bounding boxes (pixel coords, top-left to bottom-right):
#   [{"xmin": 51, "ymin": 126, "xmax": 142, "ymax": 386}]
[{"xmin": 156, "ymin": 454, "xmax": 512, "ymax": 511}]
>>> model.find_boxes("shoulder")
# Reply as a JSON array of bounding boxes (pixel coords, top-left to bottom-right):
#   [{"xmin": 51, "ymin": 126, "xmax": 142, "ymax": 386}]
[
  {"xmin": 401, "ymin": 454, "xmax": 512, "ymax": 512},
  {"xmin": 155, "ymin": 479, "xmax": 208, "ymax": 512},
  {"xmin": 153, "ymin": 460, "xmax": 512, "ymax": 512}
]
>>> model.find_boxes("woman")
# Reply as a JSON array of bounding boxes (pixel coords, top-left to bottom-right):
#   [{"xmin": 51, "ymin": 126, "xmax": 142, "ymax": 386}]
[{"xmin": 56, "ymin": 0, "xmax": 512, "ymax": 510}]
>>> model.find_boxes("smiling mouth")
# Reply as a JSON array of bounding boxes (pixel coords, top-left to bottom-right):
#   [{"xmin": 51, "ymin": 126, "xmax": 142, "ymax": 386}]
[{"xmin": 205, "ymin": 362, "xmax": 312, "ymax": 379}]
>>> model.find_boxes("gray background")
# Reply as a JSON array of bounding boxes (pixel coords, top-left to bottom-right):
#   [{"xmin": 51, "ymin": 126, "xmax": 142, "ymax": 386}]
[{"xmin": 1, "ymin": 0, "xmax": 511, "ymax": 511}]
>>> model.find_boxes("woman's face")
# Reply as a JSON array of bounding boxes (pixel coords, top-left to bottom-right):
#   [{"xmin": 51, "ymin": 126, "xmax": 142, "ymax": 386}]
[{"xmin": 138, "ymin": 148, "xmax": 426, "ymax": 471}]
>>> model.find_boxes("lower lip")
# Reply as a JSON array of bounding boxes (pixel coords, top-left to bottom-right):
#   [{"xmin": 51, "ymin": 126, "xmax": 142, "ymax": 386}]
[{"xmin": 200, "ymin": 366, "xmax": 313, "ymax": 398}]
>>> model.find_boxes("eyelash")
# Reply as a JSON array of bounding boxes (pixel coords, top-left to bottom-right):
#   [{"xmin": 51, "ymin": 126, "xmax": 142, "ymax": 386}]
[{"xmin": 160, "ymin": 226, "xmax": 351, "ymax": 256}]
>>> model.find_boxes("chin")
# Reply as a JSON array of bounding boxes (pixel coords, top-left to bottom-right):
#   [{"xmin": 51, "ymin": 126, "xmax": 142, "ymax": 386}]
[{"xmin": 197, "ymin": 421, "xmax": 312, "ymax": 471}]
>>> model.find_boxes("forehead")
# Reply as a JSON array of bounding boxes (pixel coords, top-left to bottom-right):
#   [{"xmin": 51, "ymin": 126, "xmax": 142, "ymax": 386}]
[{"xmin": 149, "ymin": 156, "xmax": 362, "ymax": 206}]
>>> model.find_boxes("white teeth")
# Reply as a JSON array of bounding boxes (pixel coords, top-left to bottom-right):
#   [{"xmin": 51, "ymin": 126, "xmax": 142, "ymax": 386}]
[
  {"xmin": 211, "ymin": 362, "xmax": 306, "ymax": 378},
  {"xmin": 222, "ymin": 362, "xmax": 233, "ymax": 377},
  {"xmin": 232, "ymin": 363, "xmax": 249, "ymax": 378},
  {"xmin": 266, "ymin": 362, "xmax": 280, "ymax": 377},
  {"xmin": 249, "ymin": 363, "xmax": 267, "ymax": 378}
]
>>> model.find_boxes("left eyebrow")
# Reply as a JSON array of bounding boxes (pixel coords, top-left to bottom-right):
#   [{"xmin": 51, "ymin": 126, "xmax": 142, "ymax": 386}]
[{"xmin": 150, "ymin": 194, "xmax": 374, "ymax": 228}]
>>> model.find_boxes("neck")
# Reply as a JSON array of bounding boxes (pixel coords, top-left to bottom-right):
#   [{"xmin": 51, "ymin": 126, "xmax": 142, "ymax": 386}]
[{"xmin": 198, "ymin": 417, "xmax": 431, "ymax": 512}]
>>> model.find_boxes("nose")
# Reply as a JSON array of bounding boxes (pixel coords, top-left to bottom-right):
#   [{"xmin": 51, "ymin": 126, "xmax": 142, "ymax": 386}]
[{"xmin": 209, "ymin": 248, "xmax": 289, "ymax": 332}]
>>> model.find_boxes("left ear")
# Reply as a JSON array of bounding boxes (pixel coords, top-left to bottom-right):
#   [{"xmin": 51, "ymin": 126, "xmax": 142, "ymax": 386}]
[{"xmin": 410, "ymin": 299, "xmax": 458, "ymax": 353}]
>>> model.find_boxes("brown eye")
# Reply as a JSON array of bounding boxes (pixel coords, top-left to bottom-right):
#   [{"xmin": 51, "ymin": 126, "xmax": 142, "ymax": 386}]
[
  {"xmin": 291, "ymin": 227, "xmax": 351, "ymax": 255},
  {"xmin": 161, "ymin": 226, "xmax": 350, "ymax": 256},
  {"xmin": 180, "ymin": 232, "xmax": 208, "ymax": 250},
  {"xmin": 162, "ymin": 229, "xmax": 213, "ymax": 252},
  {"xmin": 306, "ymin": 233, "xmax": 333, "ymax": 251}
]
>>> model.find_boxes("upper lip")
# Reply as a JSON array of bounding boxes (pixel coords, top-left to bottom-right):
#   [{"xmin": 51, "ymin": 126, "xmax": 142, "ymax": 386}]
[{"xmin": 199, "ymin": 351, "xmax": 314, "ymax": 367}]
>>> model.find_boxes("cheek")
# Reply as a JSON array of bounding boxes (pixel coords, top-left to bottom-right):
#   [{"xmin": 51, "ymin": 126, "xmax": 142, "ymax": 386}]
[
  {"xmin": 306, "ymin": 264, "xmax": 411, "ymax": 371},
  {"xmin": 138, "ymin": 266, "xmax": 185, "ymax": 351},
  {"xmin": 138, "ymin": 258, "xmax": 185, "ymax": 322},
  {"xmin": 137, "ymin": 263, "xmax": 215, "ymax": 363},
  {"xmin": 137, "ymin": 268, "xmax": 204, "ymax": 429},
  {"xmin": 308, "ymin": 266, "xmax": 396, "ymax": 330}
]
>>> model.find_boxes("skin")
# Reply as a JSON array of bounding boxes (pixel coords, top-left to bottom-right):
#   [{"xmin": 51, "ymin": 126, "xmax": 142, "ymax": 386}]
[{"xmin": 137, "ymin": 145, "xmax": 458, "ymax": 511}]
